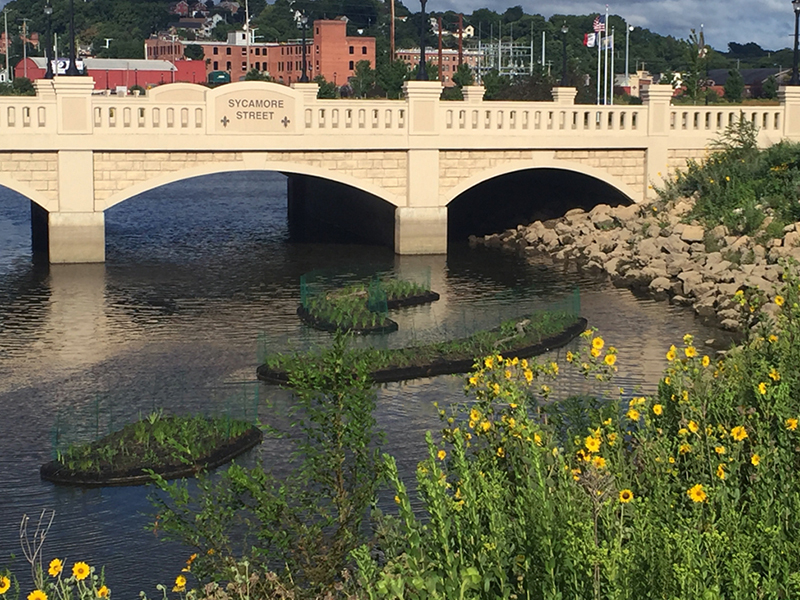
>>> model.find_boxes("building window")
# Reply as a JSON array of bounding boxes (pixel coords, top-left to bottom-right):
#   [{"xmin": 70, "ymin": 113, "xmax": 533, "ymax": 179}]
[
  {"xmin": 226, "ymin": 47, "xmax": 231, "ymax": 55},
  {"xmin": 213, "ymin": 47, "xmax": 218, "ymax": 55},
  {"xmin": 242, "ymin": 48, "xmax": 246, "ymax": 55},
  {"xmin": 255, "ymin": 48, "xmax": 260, "ymax": 55},
  {"xmin": 315, "ymin": 45, "xmax": 319, "ymax": 53},
  {"xmin": 242, "ymin": 62, "xmax": 246, "ymax": 70},
  {"xmin": 362, "ymin": 46, "xmax": 367, "ymax": 54},
  {"xmin": 213, "ymin": 61, "xmax": 218, "ymax": 70},
  {"xmin": 349, "ymin": 46, "xmax": 354, "ymax": 54},
  {"xmin": 349, "ymin": 60, "xmax": 354, "ymax": 69},
  {"xmin": 315, "ymin": 27, "xmax": 319, "ymax": 34},
  {"xmin": 226, "ymin": 61, "xmax": 231, "ymax": 70}
]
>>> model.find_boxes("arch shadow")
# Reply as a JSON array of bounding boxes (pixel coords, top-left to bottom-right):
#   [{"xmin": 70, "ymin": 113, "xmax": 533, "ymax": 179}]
[{"xmin": 447, "ymin": 166, "xmax": 635, "ymax": 242}]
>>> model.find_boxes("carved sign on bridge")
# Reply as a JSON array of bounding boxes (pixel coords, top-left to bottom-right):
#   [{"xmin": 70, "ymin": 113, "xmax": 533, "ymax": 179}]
[{"xmin": 213, "ymin": 88, "xmax": 296, "ymax": 133}]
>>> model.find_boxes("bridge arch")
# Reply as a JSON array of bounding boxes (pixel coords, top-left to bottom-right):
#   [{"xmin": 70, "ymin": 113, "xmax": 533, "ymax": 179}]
[
  {"xmin": 98, "ymin": 160, "xmax": 403, "ymax": 212},
  {"xmin": 442, "ymin": 157, "xmax": 640, "ymax": 208},
  {"xmin": 445, "ymin": 159, "xmax": 637, "ymax": 241},
  {"xmin": 0, "ymin": 175, "xmax": 57, "ymax": 213}
]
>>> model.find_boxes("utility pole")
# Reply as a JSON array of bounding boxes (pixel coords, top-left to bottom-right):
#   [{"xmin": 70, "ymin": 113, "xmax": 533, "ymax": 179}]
[
  {"xmin": 3, "ymin": 9, "xmax": 10, "ymax": 81},
  {"xmin": 625, "ymin": 22, "xmax": 632, "ymax": 86},
  {"xmin": 21, "ymin": 18, "xmax": 31, "ymax": 79},
  {"xmin": 457, "ymin": 13, "xmax": 463, "ymax": 66},
  {"xmin": 390, "ymin": 0, "xmax": 395, "ymax": 62},
  {"xmin": 437, "ymin": 16, "xmax": 442, "ymax": 82},
  {"xmin": 245, "ymin": 0, "xmax": 250, "ymax": 73}
]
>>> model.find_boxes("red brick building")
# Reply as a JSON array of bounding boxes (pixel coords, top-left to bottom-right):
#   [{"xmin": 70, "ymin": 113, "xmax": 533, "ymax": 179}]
[
  {"xmin": 145, "ymin": 17, "xmax": 375, "ymax": 84},
  {"xmin": 396, "ymin": 47, "xmax": 480, "ymax": 86},
  {"xmin": 15, "ymin": 57, "xmax": 206, "ymax": 89}
]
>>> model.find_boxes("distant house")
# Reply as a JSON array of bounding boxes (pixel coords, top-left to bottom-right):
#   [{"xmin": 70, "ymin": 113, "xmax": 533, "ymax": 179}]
[
  {"xmin": 218, "ymin": 1, "xmax": 240, "ymax": 14},
  {"xmin": 706, "ymin": 68, "xmax": 789, "ymax": 98},
  {"xmin": 169, "ymin": 1, "xmax": 190, "ymax": 17}
]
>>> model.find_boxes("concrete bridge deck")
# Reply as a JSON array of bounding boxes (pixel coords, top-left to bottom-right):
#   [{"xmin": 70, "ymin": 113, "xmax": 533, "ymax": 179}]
[{"xmin": 2, "ymin": 77, "xmax": 799, "ymax": 263}]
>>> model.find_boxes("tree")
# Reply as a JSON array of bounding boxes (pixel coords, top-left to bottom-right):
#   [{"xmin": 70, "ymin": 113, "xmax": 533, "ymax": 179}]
[
  {"xmin": 376, "ymin": 60, "xmax": 409, "ymax": 99},
  {"xmin": 724, "ymin": 68, "xmax": 745, "ymax": 102},
  {"xmin": 349, "ymin": 59, "xmax": 375, "ymax": 97},
  {"xmin": 481, "ymin": 69, "xmax": 510, "ymax": 100},
  {"xmin": 183, "ymin": 44, "xmax": 204, "ymax": 61},
  {"xmin": 452, "ymin": 63, "xmax": 474, "ymax": 88},
  {"xmin": 244, "ymin": 68, "xmax": 273, "ymax": 81},
  {"xmin": 761, "ymin": 75, "xmax": 779, "ymax": 100},
  {"xmin": 314, "ymin": 75, "xmax": 338, "ymax": 98}
]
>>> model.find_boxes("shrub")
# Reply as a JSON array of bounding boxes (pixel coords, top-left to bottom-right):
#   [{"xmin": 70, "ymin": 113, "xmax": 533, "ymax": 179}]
[{"xmin": 356, "ymin": 262, "xmax": 800, "ymax": 599}]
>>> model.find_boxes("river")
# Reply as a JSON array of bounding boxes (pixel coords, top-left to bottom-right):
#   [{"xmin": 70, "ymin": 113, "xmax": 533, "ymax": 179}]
[{"xmin": 0, "ymin": 171, "xmax": 722, "ymax": 598}]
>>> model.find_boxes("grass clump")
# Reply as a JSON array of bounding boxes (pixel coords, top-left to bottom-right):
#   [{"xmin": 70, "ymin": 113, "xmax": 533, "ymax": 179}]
[{"xmin": 658, "ymin": 114, "xmax": 800, "ymax": 236}]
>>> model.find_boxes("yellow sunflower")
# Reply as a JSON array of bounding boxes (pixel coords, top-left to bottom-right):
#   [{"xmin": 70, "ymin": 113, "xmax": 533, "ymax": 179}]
[
  {"xmin": 437, "ymin": 449, "xmax": 446, "ymax": 461},
  {"xmin": 27, "ymin": 591, "xmax": 47, "ymax": 600},
  {"xmin": 652, "ymin": 404, "xmax": 663, "ymax": 416},
  {"xmin": 48, "ymin": 559, "xmax": 63, "ymax": 577},
  {"xmin": 97, "ymin": 586, "xmax": 109, "ymax": 598},
  {"xmin": 731, "ymin": 426, "xmax": 748, "ymax": 441},
  {"xmin": 0, "ymin": 577, "xmax": 10, "ymax": 595},
  {"xmin": 619, "ymin": 489, "xmax": 634, "ymax": 503},
  {"xmin": 592, "ymin": 337, "xmax": 605, "ymax": 350},
  {"xmin": 72, "ymin": 562, "xmax": 90, "ymax": 581},
  {"xmin": 687, "ymin": 484, "xmax": 707, "ymax": 503}
]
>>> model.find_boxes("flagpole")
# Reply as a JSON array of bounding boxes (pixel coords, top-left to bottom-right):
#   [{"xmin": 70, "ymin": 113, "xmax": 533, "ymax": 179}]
[
  {"xmin": 596, "ymin": 31, "xmax": 601, "ymax": 104},
  {"xmin": 610, "ymin": 27, "xmax": 615, "ymax": 105},
  {"xmin": 603, "ymin": 5, "xmax": 609, "ymax": 104}
]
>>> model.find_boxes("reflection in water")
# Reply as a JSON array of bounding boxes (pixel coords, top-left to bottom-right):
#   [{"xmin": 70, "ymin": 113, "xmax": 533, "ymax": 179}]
[{"xmin": 0, "ymin": 172, "xmax": 722, "ymax": 598}]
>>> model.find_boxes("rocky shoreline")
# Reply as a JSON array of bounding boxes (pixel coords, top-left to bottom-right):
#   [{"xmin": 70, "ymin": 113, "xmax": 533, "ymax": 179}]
[{"xmin": 471, "ymin": 199, "xmax": 800, "ymax": 332}]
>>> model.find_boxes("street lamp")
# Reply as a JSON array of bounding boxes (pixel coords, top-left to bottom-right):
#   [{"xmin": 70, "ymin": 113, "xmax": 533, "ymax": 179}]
[
  {"xmin": 297, "ymin": 11, "xmax": 308, "ymax": 83},
  {"xmin": 792, "ymin": 0, "xmax": 800, "ymax": 85},
  {"xmin": 560, "ymin": 22, "xmax": 568, "ymax": 86},
  {"xmin": 416, "ymin": 0, "xmax": 427, "ymax": 80},
  {"xmin": 44, "ymin": 0, "xmax": 53, "ymax": 79},
  {"xmin": 65, "ymin": 0, "xmax": 79, "ymax": 75},
  {"xmin": 625, "ymin": 24, "xmax": 634, "ymax": 87}
]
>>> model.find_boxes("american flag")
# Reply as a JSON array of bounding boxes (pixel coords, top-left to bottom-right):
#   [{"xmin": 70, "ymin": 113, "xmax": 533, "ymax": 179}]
[{"xmin": 593, "ymin": 14, "xmax": 606, "ymax": 33}]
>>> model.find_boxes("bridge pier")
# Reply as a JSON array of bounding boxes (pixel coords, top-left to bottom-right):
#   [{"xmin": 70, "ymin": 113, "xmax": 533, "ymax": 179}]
[
  {"xmin": 394, "ymin": 207, "xmax": 447, "ymax": 255},
  {"xmin": 48, "ymin": 212, "xmax": 105, "ymax": 264}
]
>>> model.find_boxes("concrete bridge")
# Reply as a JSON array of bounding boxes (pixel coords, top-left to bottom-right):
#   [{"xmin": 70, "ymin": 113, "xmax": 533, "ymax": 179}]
[{"xmin": 2, "ymin": 77, "xmax": 799, "ymax": 263}]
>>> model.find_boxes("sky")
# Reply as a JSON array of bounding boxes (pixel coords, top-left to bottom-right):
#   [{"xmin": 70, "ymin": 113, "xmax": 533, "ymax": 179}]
[
  {"xmin": 0, "ymin": 0, "xmax": 792, "ymax": 52},
  {"xmin": 432, "ymin": 0, "xmax": 794, "ymax": 52}
]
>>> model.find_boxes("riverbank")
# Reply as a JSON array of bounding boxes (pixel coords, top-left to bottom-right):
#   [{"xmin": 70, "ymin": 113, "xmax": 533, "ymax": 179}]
[{"xmin": 472, "ymin": 197, "xmax": 800, "ymax": 331}]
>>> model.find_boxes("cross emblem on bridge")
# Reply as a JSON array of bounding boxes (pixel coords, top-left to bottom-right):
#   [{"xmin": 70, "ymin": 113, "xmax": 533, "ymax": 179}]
[
  {"xmin": 220, "ymin": 116, "xmax": 230, "ymax": 127},
  {"xmin": 281, "ymin": 116, "xmax": 291, "ymax": 128}
]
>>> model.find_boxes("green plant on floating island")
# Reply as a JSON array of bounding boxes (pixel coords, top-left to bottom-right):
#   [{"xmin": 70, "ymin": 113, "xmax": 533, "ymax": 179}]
[
  {"xmin": 303, "ymin": 284, "xmax": 393, "ymax": 331},
  {"xmin": 44, "ymin": 413, "xmax": 258, "ymax": 483},
  {"xmin": 300, "ymin": 277, "xmax": 434, "ymax": 333},
  {"xmin": 272, "ymin": 308, "xmax": 580, "ymax": 375}
]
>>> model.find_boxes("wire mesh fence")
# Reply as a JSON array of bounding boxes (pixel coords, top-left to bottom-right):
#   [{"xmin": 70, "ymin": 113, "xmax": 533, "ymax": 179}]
[
  {"xmin": 261, "ymin": 282, "xmax": 581, "ymax": 362},
  {"xmin": 49, "ymin": 382, "xmax": 262, "ymax": 460}
]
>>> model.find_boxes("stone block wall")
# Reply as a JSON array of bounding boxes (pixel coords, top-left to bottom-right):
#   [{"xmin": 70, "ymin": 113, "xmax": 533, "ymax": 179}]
[
  {"xmin": 93, "ymin": 150, "xmax": 407, "ymax": 208},
  {"xmin": 0, "ymin": 152, "xmax": 59, "ymax": 207}
]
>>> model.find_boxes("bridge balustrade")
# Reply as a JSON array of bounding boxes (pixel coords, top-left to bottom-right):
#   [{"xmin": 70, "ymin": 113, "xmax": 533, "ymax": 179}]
[
  {"xmin": 92, "ymin": 98, "xmax": 205, "ymax": 131},
  {"xmin": 669, "ymin": 107, "xmax": 782, "ymax": 134},
  {"xmin": 0, "ymin": 99, "xmax": 54, "ymax": 130},
  {"xmin": 304, "ymin": 101, "xmax": 407, "ymax": 132},
  {"xmin": 440, "ymin": 103, "xmax": 646, "ymax": 136}
]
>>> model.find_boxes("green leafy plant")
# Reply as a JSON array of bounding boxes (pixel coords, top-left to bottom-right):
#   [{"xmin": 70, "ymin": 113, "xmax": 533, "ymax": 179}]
[{"xmin": 149, "ymin": 333, "xmax": 383, "ymax": 596}]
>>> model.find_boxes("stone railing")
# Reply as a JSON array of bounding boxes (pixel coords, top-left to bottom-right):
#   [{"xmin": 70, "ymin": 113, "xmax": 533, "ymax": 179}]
[{"xmin": 2, "ymin": 78, "xmax": 799, "ymax": 147}]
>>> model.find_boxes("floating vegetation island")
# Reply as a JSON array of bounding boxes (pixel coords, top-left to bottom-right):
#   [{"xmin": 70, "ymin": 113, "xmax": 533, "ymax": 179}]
[
  {"xmin": 40, "ymin": 413, "xmax": 262, "ymax": 487},
  {"xmin": 298, "ymin": 276, "xmax": 440, "ymax": 334},
  {"xmin": 262, "ymin": 309, "xmax": 586, "ymax": 385}
]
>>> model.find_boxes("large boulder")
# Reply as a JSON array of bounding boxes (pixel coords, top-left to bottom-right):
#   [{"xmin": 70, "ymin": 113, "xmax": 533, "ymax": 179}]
[{"xmin": 680, "ymin": 225, "xmax": 706, "ymax": 244}]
